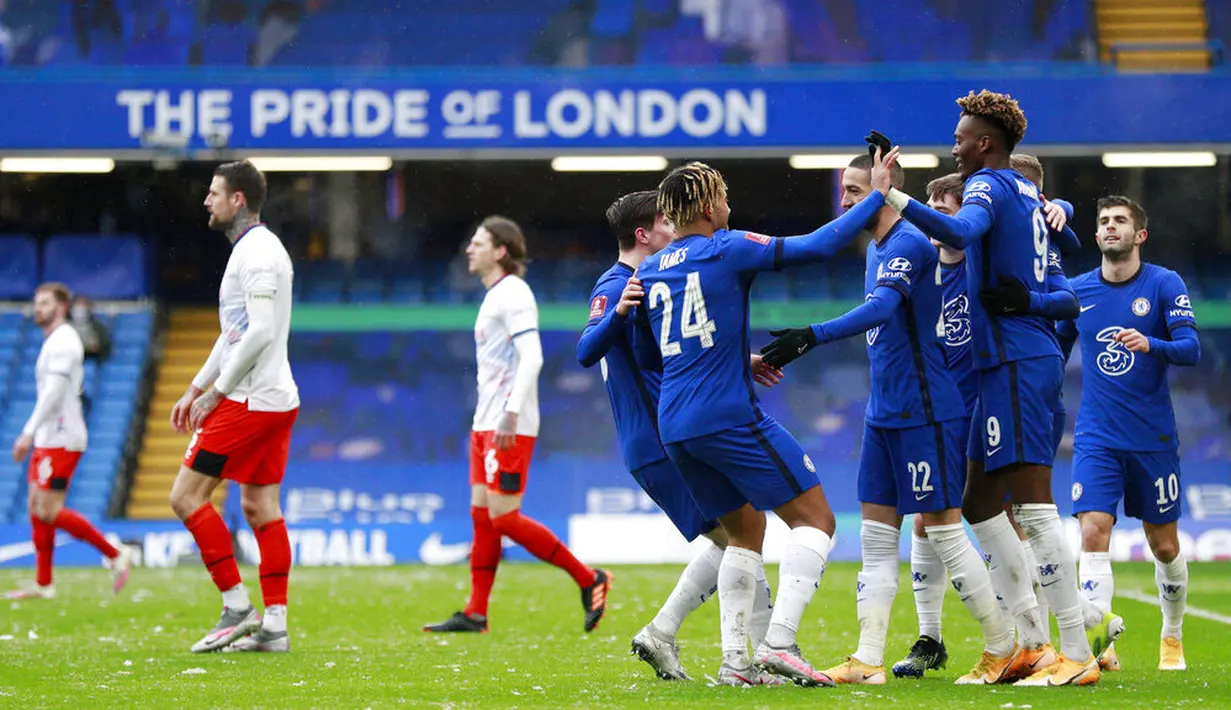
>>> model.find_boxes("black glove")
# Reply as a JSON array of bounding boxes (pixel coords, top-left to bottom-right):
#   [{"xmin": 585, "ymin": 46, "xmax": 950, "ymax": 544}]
[
  {"xmin": 759, "ymin": 327, "xmax": 818, "ymax": 369},
  {"xmin": 979, "ymin": 276, "xmax": 1032, "ymax": 315},
  {"xmin": 865, "ymin": 130, "xmax": 892, "ymax": 159}
]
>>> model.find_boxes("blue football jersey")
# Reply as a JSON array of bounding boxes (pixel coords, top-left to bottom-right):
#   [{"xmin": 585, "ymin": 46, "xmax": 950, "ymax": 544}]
[
  {"xmin": 636, "ymin": 229, "xmax": 777, "ymax": 444},
  {"xmin": 864, "ymin": 222, "xmax": 967, "ymax": 428},
  {"xmin": 959, "ymin": 168, "xmax": 1062, "ymax": 368},
  {"xmin": 1063, "ymin": 264, "xmax": 1197, "ymax": 452},
  {"xmin": 939, "ymin": 258, "xmax": 978, "ymax": 416},
  {"xmin": 580, "ymin": 262, "xmax": 669, "ymax": 471}
]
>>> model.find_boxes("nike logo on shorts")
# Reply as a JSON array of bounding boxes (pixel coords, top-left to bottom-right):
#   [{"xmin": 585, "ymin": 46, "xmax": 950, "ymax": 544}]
[
  {"xmin": 1080, "ymin": 304, "xmax": 1097, "ymax": 313},
  {"xmin": 1159, "ymin": 504, "xmax": 1176, "ymax": 513},
  {"xmin": 986, "ymin": 446, "xmax": 1002, "ymax": 458}
]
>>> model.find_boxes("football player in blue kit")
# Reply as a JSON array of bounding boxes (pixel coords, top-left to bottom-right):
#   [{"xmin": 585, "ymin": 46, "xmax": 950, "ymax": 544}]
[
  {"xmin": 1058, "ymin": 196, "xmax": 1199, "ymax": 673},
  {"xmin": 759, "ymin": 153, "xmax": 1019, "ymax": 687},
  {"xmin": 879, "ymin": 90, "xmax": 1116, "ymax": 686},
  {"xmin": 634, "ymin": 155, "xmax": 895, "ymax": 686},
  {"xmin": 577, "ymin": 190, "xmax": 781, "ymax": 681},
  {"xmin": 894, "ymin": 161, "xmax": 1095, "ymax": 679}
]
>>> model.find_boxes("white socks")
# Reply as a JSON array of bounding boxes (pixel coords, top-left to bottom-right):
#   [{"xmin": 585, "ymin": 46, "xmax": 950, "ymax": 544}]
[
  {"xmin": 1021, "ymin": 538, "xmax": 1050, "ymax": 621},
  {"xmin": 1156, "ymin": 555, "xmax": 1188, "ymax": 640},
  {"xmin": 222, "ymin": 583, "xmax": 251, "ymax": 610},
  {"xmin": 652, "ymin": 541, "xmax": 723, "ymax": 638},
  {"xmin": 970, "ymin": 512, "xmax": 1049, "ymax": 649},
  {"xmin": 1013, "ymin": 503, "xmax": 1091, "ymax": 661},
  {"xmin": 764, "ymin": 526, "xmax": 831, "ymax": 649},
  {"xmin": 718, "ymin": 546, "xmax": 762, "ymax": 667},
  {"xmin": 263, "ymin": 604, "xmax": 287, "ymax": 632},
  {"xmin": 927, "ymin": 523, "xmax": 1015, "ymax": 657},
  {"xmin": 1078, "ymin": 550, "xmax": 1115, "ymax": 614},
  {"xmin": 853, "ymin": 520, "xmax": 899, "ymax": 668},
  {"xmin": 750, "ymin": 567, "xmax": 774, "ymax": 649},
  {"xmin": 910, "ymin": 532, "xmax": 946, "ymax": 642}
]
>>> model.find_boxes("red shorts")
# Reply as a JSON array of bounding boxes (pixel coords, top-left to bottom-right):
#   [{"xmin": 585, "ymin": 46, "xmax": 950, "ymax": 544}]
[
  {"xmin": 184, "ymin": 398, "xmax": 298, "ymax": 486},
  {"xmin": 468, "ymin": 431, "xmax": 536, "ymax": 495},
  {"xmin": 28, "ymin": 448, "xmax": 83, "ymax": 492}
]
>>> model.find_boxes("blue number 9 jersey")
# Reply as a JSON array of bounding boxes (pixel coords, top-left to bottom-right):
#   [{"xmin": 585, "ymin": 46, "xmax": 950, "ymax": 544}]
[
  {"xmin": 959, "ymin": 169, "xmax": 1062, "ymax": 368},
  {"xmin": 635, "ymin": 230, "xmax": 781, "ymax": 445}
]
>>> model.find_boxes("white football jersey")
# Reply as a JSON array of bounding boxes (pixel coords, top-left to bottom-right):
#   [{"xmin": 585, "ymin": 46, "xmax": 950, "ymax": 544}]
[
  {"xmin": 472, "ymin": 275, "xmax": 539, "ymax": 436},
  {"xmin": 216, "ymin": 224, "xmax": 299, "ymax": 412},
  {"xmin": 30, "ymin": 323, "xmax": 87, "ymax": 451}
]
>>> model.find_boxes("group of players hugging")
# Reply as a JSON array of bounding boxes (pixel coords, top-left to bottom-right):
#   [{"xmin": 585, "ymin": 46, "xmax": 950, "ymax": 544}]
[{"xmin": 564, "ymin": 89, "xmax": 1194, "ymax": 688}]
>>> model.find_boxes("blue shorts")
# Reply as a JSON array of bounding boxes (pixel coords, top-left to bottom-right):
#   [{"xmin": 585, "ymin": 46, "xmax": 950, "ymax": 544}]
[
  {"xmin": 859, "ymin": 418, "xmax": 967, "ymax": 515},
  {"xmin": 1072, "ymin": 445, "xmax": 1182, "ymax": 524},
  {"xmin": 631, "ymin": 458, "xmax": 718, "ymax": 542},
  {"xmin": 1052, "ymin": 409, "xmax": 1067, "ymax": 459},
  {"xmin": 665, "ymin": 415, "xmax": 820, "ymax": 521},
  {"xmin": 966, "ymin": 356, "xmax": 1063, "ymax": 474}
]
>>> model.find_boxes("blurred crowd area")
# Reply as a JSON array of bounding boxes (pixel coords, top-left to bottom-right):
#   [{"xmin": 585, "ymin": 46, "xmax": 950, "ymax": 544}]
[{"xmin": 0, "ymin": 0, "xmax": 1121, "ymax": 68}]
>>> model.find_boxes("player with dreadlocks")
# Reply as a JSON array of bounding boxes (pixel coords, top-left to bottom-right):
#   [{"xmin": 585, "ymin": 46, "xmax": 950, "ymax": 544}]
[
  {"xmin": 632, "ymin": 153, "xmax": 897, "ymax": 686},
  {"xmin": 876, "ymin": 90, "xmax": 1122, "ymax": 687}
]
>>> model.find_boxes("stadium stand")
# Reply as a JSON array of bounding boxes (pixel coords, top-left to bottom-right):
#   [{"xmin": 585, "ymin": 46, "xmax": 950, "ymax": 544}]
[
  {"xmin": 0, "ymin": 0, "xmax": 1107, "ymax": 68},
  {"xmin": 126, "ymin": 307, "xmax": 226, "ymax": 520},
  {"xmin": 0, "ymin": 308, "xmax": 153, "ymax": 524},
  {"xmin": 0, "ymin": 232, "xmax": 155, "ymax": 524}
]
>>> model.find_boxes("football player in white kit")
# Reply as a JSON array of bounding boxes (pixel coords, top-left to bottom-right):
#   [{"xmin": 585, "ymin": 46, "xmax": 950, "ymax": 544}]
[
  {"xmin": 7, "ymin": 282, "xmax": 131, "ymax": 600},
  {"xmin": 168, "ymin": 160, "xmax": 300, "ymax": 653},
  {"xmin": 425, "ymin": 216, "xmax": 612, "ymax": 634}
]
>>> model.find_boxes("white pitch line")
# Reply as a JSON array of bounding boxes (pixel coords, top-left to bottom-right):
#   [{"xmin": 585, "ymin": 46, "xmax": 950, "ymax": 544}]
[{"xmin": 1117, "ymin": 588, "xmax": 1231, "ymax": 626}]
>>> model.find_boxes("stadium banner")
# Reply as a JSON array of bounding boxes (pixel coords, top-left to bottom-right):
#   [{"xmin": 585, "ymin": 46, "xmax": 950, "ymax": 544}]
[
  {"xmin": 3, "ymin": 68, "xmax": 1231, "ymax": 152},
  {"xmin": 3, "ymin": 461, "xmax": 1228, "ymax": 568}
]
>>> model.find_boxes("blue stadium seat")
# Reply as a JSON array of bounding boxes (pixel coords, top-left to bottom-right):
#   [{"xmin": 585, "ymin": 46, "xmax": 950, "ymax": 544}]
[
  {"xmin": 387, "ymin": 278, "xmax": 425, "ymax": 304},
  {"xmin": 115, "ymin": 311, "xmax": 153, "ymax": 329},
  {"xmin": 43, "ymin": 235, "xmax": 148, "ymax": 299},
  {"xmin": 198, "ymin": 22, "xmax": 256, "ymax": 66},
  {"xmin": 636, "ymin": 18, "xmax": 721, "ymax": 64},
  {"xmin": 348, "ymin": 278, "xmax": 386, "ymax": 304},
  {"xmin": 124, "ymin": 38, "xmax": 191, "ymax": 65},
  {"xmin": 0, "ymin": 234, "xmax": 38, "ymax": 299},
  {"xmin": 592, "ymin": 0, "xmax": 635, "ymax": 39}
]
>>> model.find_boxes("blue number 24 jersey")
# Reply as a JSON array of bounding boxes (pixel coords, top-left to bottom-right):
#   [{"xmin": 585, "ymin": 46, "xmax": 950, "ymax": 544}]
[{"xmin": 635, "ymin": 230, "xmax": 777, "ymax": 444}]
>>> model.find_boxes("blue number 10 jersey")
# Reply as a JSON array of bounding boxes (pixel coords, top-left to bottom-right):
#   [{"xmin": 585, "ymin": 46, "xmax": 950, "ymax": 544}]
[{"xmin": 635, "ymin": 230, "xmax": 781, "ymax": 444}]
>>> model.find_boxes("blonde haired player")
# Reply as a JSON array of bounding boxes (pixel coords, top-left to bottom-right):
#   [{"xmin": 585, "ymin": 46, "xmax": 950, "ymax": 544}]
[{"xmin": 6, "ymin": 283, "xmax": 131, "ymax": 599}]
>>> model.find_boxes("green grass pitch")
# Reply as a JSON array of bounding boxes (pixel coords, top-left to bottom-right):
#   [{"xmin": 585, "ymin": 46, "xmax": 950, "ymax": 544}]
[{"xmin": 1, "ymin": 562, "xmax": 1229, "ymax": 708}]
